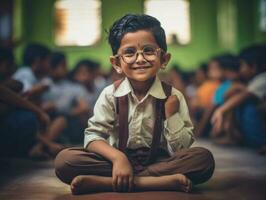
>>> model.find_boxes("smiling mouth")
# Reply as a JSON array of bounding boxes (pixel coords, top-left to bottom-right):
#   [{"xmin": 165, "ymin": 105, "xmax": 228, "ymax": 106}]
[{"xmin": 132, "ymin": 66, "xmax": 151, "ymax": 70}]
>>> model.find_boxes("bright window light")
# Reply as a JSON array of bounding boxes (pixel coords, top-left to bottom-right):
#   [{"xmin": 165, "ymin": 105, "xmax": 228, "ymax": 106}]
[
  {"xmin": 54, "ymin": 0, "xmax": 101, "ymax": 46},
  {"xmin": 144, "ymin": 0, "xmax": 191, "ymax": 45}
]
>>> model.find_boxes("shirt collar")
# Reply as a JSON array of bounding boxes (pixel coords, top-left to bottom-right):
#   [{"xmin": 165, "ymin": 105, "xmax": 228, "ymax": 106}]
[{"xmin": 114, "ymin": 76, "xmax": 167, "ymax": 99}]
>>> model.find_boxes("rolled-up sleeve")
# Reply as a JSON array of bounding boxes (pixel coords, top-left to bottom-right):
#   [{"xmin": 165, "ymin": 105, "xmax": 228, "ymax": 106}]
[
  {"xmin": 84, "ymin": 85, "xmax": 116, "ymax": 148},
  {"xmin": 163, "ymin": 89, "xmax": 194, "ymax": 154}
]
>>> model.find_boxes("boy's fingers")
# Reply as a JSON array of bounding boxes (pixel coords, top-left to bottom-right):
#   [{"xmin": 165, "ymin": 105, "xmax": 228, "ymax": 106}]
[
  {"xmin": 166, "ymin": 95, "xmax": 178, "ymax": 106},
  {"xmin": 122, "ymin": 177, "xmax": 129, "ymax": 192},
  {"xmin": 112, "ymin": 176, "xmax": 118, "ymax": 192},
  {"xmin": 128, "ymin": 176, "xmax": 134, "ymax": 192},
  {"xmin": 117, "ymin": 176, "xmax": 123, "ymax": 192}
]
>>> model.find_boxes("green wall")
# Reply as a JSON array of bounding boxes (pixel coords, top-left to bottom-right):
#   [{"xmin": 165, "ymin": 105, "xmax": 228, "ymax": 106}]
[{"xmin": 14, "ymin": 0, "xmax": 266, "ymax": 71}]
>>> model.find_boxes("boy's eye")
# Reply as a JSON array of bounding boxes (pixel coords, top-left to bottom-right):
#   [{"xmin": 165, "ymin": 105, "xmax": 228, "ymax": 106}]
[
  {"xmin": 122, "ymin": 49, "xmax": 136, "ymax": 57},
  {"xmin": 143, "ymin": 47, "xmax": 156, "ymax": 55}
]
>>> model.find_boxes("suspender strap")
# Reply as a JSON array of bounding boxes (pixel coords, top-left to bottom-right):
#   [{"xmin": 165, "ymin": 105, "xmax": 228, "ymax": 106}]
[
  {"xmin": 147, "ymin": 99, "xmax": 164, "ymax": 163},
  {"xmin": 113, "ymin": 79, "xmax": 129, "ymax": 151},
  {"xmin": 117, "ymin": 95, "xmax": 129, "ymax": 151},
  {"xmin": 161, "ymin": 81, "xmax": 172, "ymax": 101},
  {"xmin": 148, "ymin": 82, "xmax": 172, "ymax": 163},
  {"xmin": 114, "ymin": 79, "xmax": 123, "ymax": 114}
]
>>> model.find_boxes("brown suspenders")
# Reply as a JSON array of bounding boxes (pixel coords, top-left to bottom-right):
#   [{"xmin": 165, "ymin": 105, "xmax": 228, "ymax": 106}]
[{"xmin": 114, "ymin": 79, "xmax": 172, "ymax": 164}]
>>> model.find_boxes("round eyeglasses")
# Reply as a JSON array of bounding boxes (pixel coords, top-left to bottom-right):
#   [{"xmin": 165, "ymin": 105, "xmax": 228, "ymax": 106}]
[{"xmin": 114, "ymin": 46, "xmax": 162, "ymax": 64}]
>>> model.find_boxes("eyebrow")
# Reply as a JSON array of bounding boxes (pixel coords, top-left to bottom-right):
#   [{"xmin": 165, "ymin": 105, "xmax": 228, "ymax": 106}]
[{"xmin": 121, "ymin": 44, "xmax": 158, "ymax": 49}]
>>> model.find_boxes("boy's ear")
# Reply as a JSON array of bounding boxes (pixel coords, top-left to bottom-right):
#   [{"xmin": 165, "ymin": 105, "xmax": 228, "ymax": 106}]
[
  {"xmin": 161, "ymin": 53, "xmax": 171, "ymax": 69},
  {"xmin": 110, "ymin": 56, "xmax": 123, "ymax": 74}
]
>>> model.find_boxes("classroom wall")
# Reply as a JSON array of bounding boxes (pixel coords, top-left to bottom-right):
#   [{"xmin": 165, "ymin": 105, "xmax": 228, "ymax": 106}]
[{"xmin": 13, "ymin": 0, "xmax": 266, "ymax": 71}]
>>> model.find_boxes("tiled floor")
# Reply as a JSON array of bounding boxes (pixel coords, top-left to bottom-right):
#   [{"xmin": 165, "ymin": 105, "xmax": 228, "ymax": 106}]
[{"xmin": 0, "ymin": 139, "xmax": 265, "ymax": 200}]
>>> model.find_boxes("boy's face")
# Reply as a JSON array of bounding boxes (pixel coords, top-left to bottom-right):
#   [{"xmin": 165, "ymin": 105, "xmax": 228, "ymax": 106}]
[{"xmin": 110, "ymin": 30, "xmax": 170, "ymax": 82}]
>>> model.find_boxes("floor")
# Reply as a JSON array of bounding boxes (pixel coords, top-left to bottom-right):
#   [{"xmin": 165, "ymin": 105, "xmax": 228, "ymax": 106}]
[{"xmin": 0, "ymin": 139, "xmax": 266, "ymax": 200}]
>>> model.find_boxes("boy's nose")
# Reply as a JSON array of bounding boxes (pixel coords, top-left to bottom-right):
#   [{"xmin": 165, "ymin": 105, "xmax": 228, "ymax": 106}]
[{"xmin": 135, "ymin": 52, "xmax": 147, "ymax": 64}]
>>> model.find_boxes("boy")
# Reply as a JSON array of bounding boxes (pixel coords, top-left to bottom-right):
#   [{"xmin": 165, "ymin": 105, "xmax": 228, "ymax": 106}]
[{"xmin": 55, "ymin": 14, "xmax": 215, "ymax": 194}]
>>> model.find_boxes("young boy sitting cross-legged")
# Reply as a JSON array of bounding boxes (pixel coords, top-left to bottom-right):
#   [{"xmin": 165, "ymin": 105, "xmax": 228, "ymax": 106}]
[{"xmin": 54, "ymin": 14, "xmax": 215, "ymax": 195}]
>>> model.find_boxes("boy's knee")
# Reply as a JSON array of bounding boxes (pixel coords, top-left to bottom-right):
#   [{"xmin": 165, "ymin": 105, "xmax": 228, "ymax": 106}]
[
  {"xmin": 191, "ymin": 147, "xmax": 215, "ymax": 184},
  {"xmin": 195, "ymin": 147, "xmax": 214, "ymax": 165},
  {"xmin": 54, "ymin": 148, "xmax": 76, "ymax": 184}
]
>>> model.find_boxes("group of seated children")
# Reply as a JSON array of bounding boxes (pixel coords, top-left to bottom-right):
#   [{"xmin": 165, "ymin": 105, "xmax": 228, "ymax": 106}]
[
  {"xmin": 168, "ymin": 44, "xmax": 266, "ymax": 154},
  {"xmin": 0, "ymin": 44, "xmax": 107, "ymax": 159}
]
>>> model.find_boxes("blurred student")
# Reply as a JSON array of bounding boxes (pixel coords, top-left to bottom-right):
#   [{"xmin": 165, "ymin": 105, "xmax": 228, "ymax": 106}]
[
  {"xmin": 41, "ymin": 52, "xmax": 89, "ymax": 143},
  {"xmin": 69, "ymin": 59, "xmax": 106, "ymax": 108},
  {"xmin": 196, "ymin": 57, "xmax": 224, "ymax": 109},
  {"xmin": 212, "ymin": 54, "xmax": 241, "ymax": 106},
  {"xmin": 13, "ymin": 43, "xmax": 51, "ymax": 100},
  {"xmin": 0, "ymin": 47, "xmax": 60, "ymax": 158},
  {"xmin": 208, "ymin": 54, "xmax": 242, "ymax": 143}
]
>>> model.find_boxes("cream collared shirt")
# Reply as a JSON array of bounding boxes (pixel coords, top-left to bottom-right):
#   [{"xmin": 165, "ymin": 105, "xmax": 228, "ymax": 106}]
[{"xmin": 84, "ymin": 76, "xmax": 194, "ymax": 155}]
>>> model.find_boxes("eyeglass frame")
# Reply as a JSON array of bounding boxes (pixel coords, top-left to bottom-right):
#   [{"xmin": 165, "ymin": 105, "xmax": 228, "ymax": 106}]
[{"xmin": 113, "ymin": 47, "xmax": 164, "ymax": 64}]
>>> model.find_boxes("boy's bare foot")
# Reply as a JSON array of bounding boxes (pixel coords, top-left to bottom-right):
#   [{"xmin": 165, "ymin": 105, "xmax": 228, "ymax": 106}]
[
  {"xmin": 70, "ymin": 173, "xmax": 192, "ymax": 195},
  {"xmin": 71, "ymin": 175, "xmax": 112, "ymax": 195},
  {"xmin": 135, "ymin": 173, "xmax": 192, "ymax": 193},
  {"xmin": 174, "ymin": 174, "xmax": 193, "ymax": 192}
]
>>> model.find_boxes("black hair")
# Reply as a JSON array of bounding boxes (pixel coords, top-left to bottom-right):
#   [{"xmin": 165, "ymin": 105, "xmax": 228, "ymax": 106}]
[
  {"xmin": 239, "ymin": 44, "xmax": 266, "ymax": 72},
  {"xmin": 23, "ymin": 43, "xmax": 51, "ymax": 66},
  {"xmin": 50, "ymin": 52, "xmax": 66, "ymax": 69},
  {"xmin": 213, "ymin": 54, "xmax": 240, "ymax": 72},
  {"xmin": 69, "ymin": 59, "xmax": 100, "ymax": 79},
  {"xmin": 108, "ymin": 14, "xmax": 167, "ymax": 55},
  {"xmin": 199, "ymin": 63, "xmax": 208, "ymax": 73}
]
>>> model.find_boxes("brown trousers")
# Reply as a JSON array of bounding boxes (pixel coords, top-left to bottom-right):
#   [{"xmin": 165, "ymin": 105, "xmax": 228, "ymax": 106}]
[{"xmin": 54, "ymin": 146, "xmax": 215, "ymax": 185}]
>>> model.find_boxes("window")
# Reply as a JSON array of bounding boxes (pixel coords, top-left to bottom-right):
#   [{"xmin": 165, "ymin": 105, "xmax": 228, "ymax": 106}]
[
  {"xmin": 54, "ymin": 0, "xmax": 101, "ymax": 46},
  {"xmin": 144, "ymin": 0, "xmax": 191, "ymax": 45},
  {"xmin": 0, "ymin": 0, "xmax": 13, "ymax": 46}
]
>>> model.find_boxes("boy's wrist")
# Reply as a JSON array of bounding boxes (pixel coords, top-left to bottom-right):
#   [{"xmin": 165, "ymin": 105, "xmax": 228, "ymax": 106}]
[{"xmin": 110, "ymin": 151, "xmax": 127, "ymax": 163}]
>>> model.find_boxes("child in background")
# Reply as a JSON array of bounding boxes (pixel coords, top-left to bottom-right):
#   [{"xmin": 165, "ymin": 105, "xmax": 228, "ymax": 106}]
[
  {"xmin": 194, "ymin": 57, "xmax": 224, "ymax": 137},
  {"xmin": 213, "ymin": 54, "xmax": 240, "ymax": 106},
  {"xmin": 196, "ymin": 57, "xmax": 224, "ymax": 109},
  {"xmin": 55, "ymin": 14, "xmax": 214, "ymax": 194},
  {"xmin": 69, "ymin": 59, "xmax": 106, "ymax": 109},
  {"xmin": 209, "ymin": 54, "xmax": 242, "ymax": 143},
  {"xmin": 0, "ymin": 47, "xmax": 60, "ymax": 158},
  {"xmin": 13, "ymin": 43, "xmax": 51, "ymax": 100},
  {"xmin": 41, "ymin": 52, "xmax": 89, "ymax": 144}
]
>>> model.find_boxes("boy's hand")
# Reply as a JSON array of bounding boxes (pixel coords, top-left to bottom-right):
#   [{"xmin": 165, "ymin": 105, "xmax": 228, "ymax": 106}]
[
  {"xmin": 112, "ymin": 154, "xmax": 134, "ymax": 192},
  {"xmin": 165, "ymin": 95, "xmax": 180, "ymax": 119}
]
